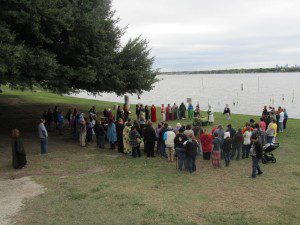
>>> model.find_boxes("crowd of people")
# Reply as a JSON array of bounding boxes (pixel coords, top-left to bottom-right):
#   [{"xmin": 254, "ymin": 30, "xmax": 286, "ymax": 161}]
[{"xmin": 11, "ymin": 103, "xmax": 288, "ymax": 178}]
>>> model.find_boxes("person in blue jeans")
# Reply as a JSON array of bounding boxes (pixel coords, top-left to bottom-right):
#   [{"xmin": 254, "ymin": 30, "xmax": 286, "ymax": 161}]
[
  {"xmin": 38, "ymin": 119, "xmax": 48, "ymax": 154},
  {"xmin": 250, "ymin": 134, "xmax": 263, "ymax": 178},
  {"xmin": 174, "ymin": 128, "xmax": 188, "ymax": 171},
  {"xmin": 185, "ymin": 133, "xmax": 198, "ymax": 173}
]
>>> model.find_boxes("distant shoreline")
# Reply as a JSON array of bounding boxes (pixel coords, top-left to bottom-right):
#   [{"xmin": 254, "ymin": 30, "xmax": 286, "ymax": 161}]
[{"xmin": 161, "ymin": 67, "xmax": 300, "ymax": 75}]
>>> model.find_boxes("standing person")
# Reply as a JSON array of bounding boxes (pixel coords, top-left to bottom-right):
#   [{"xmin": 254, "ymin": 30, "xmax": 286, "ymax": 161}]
[
  {"xmin": 79, "ymin": 118, "xmax": 87, "ymax": 147},
  {"xmin": 159, "ymin": 123, "xmax": 168, "ymax": 157},
  {"xmin": 94, "ymin": 120, "xmax": 105, "ymax": 149},
  {"xmin": 151, "ymin": 105, "xmax": 157, "ymax": 122},
  {"xmin": 223, "ymin": 104, "xmax": 231, "ymax": 120},
  {"xmin": 89, "ymin": 105, "xmax": 97, "ymax": 118},
  {"xmin": 116, "ymin": 119, "xmax": 125, "ymax": 153},
  {"xmin": 57, "ymin": 111, "xmax": 64, "ymax": 135},
  {"xmin": 188, "ymin": 103, "xmax": 194, "ymax": 120},
  {"xmin": 214, "ymin": 125, "xmax": 225, "ymax": 159},
  {"xmin": 143, "ymin": 122, "xmax": 157, "ymax": 157},
  {"xmin": 211, "ymin": 133, "xmax": 222, "ymax": 168},
  {"xmin": 145, "ymin": 106, "xmax": 150, "ymax": 121},
  {"xmin": 164, "ymin": 126, "xmax": 176, "ymax": 162},
  {"xmin": 222, "ymin": 132, "xmax": 232, "ymax": 166},
  {"xmin": 47, "ymin": 108, "xmax": 54, "ymax": 131},
  {"xmin": 242, "ymin": 126, "xmax": 252, "ymax": 158},
  {"xmin": 185, "ymin": 133, "xmax": 198, "ymax": 173},
  {"xmin": 174, "ymin": 128, "xmax": 188, "ymax": 171},
  {"xmin": 166, "ymin": 104, "xmax": 170, "ymax": 121},
  {"xmin": 226, "ymin": 124, "xmax": 236, "ymax": 138},
  {"xmin": 262, "ymin": 106, "xmax": 269, "ymax": 119},
  {"xmin": 139, "ymin": 111, "xmax": 146, "ymax": 130},
  {"xmin": 135, "ymin": 104, "xmax": 140, "ymax": 120},
  {"xmin": 107, "ymin": 119, "xmax": 117, "ymax": 150},
  {"xmin": 161, "ymin": 104, "xmax": 166, "ymax": 121},
  {"xmin": 155, "ymin": 123, "xmax": 163, "ymax": 155},
  {"xmin": 259, "ymin": 118, "xmax": 267, "ymax": 146},
  {"xmin": 278, "ymin": 109, "xmax": 284, "ymax": 132},
  {"xmin": 38, "ymin": 119, "xmax": 48, "ymax": 154},
  {"xmin": 250, "ymin": 134, "xmax": 263, "ymax": 178},
  {"xmin": 179, "ymin": 102, "xmax": 186, "ymax": 119},
  {"xmin": 116, "ymin": 106, "xmax": 122, "ymax": 122},
  {"xmin": 11, "ymin": 129, "xmax": 27, "ymax": 169},
  {"xmin": 207, "ymin": 106, "xmax": 214, "ymax": 124},
  {"xmin": 232, "ymin": 129, "xmax": 244, "ymax": 160},
  {"xmin": 214, "ymin": 125, "xmax": 225, "ymax": 139},
  {"xmin": 65, "ymin": 109, "xmax": 72, "ymax": 126},
  {"xmin": 130, "ymin": 126, "xmax": 141, "ymax": 158},
  {"xmin": 86, "ymin": 118, "xmax": 94, "ymax": 143},
  {"xmin": 173, "ymin": 103, "xmax": 178, "ymax": 120},
  {"xmin": 194, "ymin": 105, "xmax": 200, "ymax": 118},
  {"xmin": 283, "ymin": 108, "xmax": 288, "ymax": 129},
  {"xmin": 123, "ymin": 120, "xmax": 132, "ymax": 154},
  {"xmin": 183, "ymin": 124, "xmax": 194, "ymax": 137},
  {"xmin": 266, "ymin": 119, "xmax": 276, "ymax": 143},
  {"xmin": 168, "ymin": 104, "xmax": 173, "ymax": 121},
  {"xmin": 200, "ymin": 129, "xmax": 213, "ymax": 160},
  {"xmin": 53, "ymin": 106, "xmax": 59, "ymax": 129}
]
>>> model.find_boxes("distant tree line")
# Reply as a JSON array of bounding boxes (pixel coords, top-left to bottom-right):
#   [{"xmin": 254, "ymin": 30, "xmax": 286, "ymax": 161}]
[
  {"xmin": 162, "ymin": 67, "xmax": 300, "ymax": 75},
  {"xmin": 0, "ymin": 0, "xmax": 158, "ymax": 95}
]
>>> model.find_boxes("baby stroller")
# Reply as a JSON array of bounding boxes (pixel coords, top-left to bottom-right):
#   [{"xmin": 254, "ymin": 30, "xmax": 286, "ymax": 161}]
[{"xmin": 261, "ymin": 142, "xmax": 279, "ymax": 164}]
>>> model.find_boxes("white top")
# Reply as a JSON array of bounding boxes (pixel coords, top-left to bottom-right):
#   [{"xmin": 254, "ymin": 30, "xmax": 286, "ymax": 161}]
[
  {"xmin": 243, "ymin": 131, "xmax": 252, "ymax": 145},
  {"xmin": 164, "ymin": 131, "xmax": 176, "ymax": 147},
  {"xmin": 38, "ymin": 123, "xmax": 48, "ymax": 139},
  {"xmin": 279, "ymin": 111, "xmax": 285, "ymax": 123}
]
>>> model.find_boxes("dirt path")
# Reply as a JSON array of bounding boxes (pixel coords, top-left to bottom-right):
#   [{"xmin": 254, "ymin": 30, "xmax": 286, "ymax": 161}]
[{"xmin": 0, "ymin": 177, "xmax": 44, "ymax": 225}]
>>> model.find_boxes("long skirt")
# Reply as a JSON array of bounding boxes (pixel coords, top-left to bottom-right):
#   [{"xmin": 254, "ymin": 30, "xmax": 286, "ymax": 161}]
[{"xmin": 211, "ymin": 151, "xmax": 220, "ymax": 167}]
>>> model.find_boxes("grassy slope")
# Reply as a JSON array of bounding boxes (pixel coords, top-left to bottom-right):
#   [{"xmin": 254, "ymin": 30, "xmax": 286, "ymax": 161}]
[{"xmin": 0, "ymin": 88, "xmax": 300, "ymax": 225}]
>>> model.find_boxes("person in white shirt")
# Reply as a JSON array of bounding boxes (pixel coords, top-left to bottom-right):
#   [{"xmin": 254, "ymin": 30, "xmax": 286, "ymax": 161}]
[
  {"xmin": 38, "ymin": 119, "xmax": 48, "ymax": 154},
  {"xmin": 242, "ymin": 126, "xmax": 252, "ymax": 159},
  {"xmin": 278, "ymin": 109, "xmax": 285, "ymax": 132},
  {"xmin": 163, "ymin": 126, "xmax": 176, "ymax": 162}
]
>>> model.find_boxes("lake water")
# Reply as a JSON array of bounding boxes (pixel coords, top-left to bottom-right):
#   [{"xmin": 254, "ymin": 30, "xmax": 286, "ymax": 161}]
[{"xmin": 71, "ymin": 73, "xmax": 300, "ymax": 119}]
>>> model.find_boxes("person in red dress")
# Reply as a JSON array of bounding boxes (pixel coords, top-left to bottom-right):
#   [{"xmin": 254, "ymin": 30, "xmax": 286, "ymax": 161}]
[
  {"xmin": 166, "ymin": 104, "xmax": 169, "ymax": 121},
  {"xmin": 200, "ymin": 130, "xmax": 213, "ymax": 160},
  {"xmin": 151, "ymin": 105, "xmax": 157, "ymax": 122}
]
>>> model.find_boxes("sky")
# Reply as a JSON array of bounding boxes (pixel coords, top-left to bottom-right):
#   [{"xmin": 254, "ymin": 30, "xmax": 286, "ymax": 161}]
[{"xmin": 112, "ymin": 0, "xmax": 300, "ymax": 71}]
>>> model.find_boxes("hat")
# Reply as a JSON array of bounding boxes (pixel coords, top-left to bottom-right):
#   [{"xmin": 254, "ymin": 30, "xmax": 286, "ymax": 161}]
[
  {"xmin": 167, "ymin": 126, "xmax": 172, "ymax": 130},
  {"xmin": 176, "ymin": 123, "xmax": 181, "ymax": 127},
  {"xmin": 224, "ymin": 132, "xmax": 230, "ymax": 139}
]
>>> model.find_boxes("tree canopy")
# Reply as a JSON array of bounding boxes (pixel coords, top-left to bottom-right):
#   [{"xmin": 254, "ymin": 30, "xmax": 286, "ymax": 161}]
[{"xmin": 0, "ymin": 0, "xmax": 158, "ymax": 95}]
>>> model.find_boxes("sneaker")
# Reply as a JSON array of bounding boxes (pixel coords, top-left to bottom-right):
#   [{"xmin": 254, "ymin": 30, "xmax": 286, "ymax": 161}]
[{"xmin": 257, "ymin": 171, "xmax": 263, "ymax": 175}]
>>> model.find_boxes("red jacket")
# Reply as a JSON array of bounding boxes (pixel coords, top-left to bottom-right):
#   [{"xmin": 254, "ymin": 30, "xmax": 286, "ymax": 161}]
[{"xmin": 200, "ymin": 133, "xmax": 213, "ymax": 152}]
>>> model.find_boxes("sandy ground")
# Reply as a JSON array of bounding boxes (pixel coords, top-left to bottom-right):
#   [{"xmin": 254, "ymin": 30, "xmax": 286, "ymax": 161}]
[{"xmin": 0, "ymin": 177, "xmax": 44, "ymax": 225}]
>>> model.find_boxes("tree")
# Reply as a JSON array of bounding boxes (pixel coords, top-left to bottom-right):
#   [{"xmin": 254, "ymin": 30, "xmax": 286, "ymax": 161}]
[{"xmin": 0, "ymin": 0, "xmax": 158, "ymax": 94}]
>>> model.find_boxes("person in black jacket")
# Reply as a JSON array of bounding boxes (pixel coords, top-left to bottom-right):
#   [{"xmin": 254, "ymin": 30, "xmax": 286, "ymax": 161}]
[
  {"xmin": 143, "ymin": 122, "xmax": 157, "ymax": 157},
  {"xmin": 185, "ymin": 133, "xmax": 198, "ymax": 173},
  {"xmin": 158, "ymin": 123, "xmax": 168, "ymax": 157},
  {"xmin": 250, "ymin": 134, "xmax": 263, "ymax": 178},
  {"xmin": 174, "ymin": 128, "xmax": 188, "ymax": 171},
  {"xmin": 116, "ymin": 119, "xmax": 125, "ymax": 153},
  {"xmin": 11, "ymin": 129, "xmax": 27, "ymax": 169},
  {"xmin": 94, "ymin": 120, "xmax": 105, "ymax": 149}
]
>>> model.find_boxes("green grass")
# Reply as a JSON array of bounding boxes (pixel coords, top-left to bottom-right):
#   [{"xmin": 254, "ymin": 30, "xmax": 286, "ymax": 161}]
[{"xmin": 0, "ymin": 87, "xmax": 300, "ymax": 225}]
